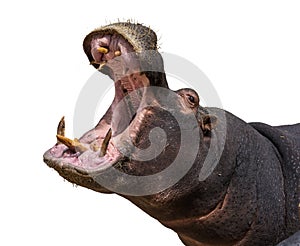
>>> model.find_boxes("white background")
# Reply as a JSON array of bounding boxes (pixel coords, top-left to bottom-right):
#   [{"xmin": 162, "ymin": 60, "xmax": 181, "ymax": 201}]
[{"xmin": 1, "ymin": 1, "xmax": 300, "ymax": 245}]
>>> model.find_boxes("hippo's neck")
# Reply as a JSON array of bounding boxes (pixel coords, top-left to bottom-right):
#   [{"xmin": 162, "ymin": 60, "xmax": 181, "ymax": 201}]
[{"xmin": 123, "ymin": 110, "xmax": 288, "ymax": 245}]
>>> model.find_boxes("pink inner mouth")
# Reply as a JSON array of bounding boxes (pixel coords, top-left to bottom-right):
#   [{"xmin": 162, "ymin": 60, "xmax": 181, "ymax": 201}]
[
  {"xmin": 47, "ymin": 140, "xmax": 121, "ymax": 171},
  {"xmin": 90, "ymin": 34, "xmax": 150, "ymax": 136},
  {"xmin": 45, "ymin": 33, "xmax": 150, "ymax": 172}
]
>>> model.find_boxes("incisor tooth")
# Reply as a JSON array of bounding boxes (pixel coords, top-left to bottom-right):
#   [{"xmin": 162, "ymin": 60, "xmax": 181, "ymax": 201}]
[
  {"xmin": 97, "ymin": 47, "xmax": 108, "ymax": 54},
  {"xmin": 98, "ymin": 62, "xmax": 107, "ymax": 71},
  {"xmin": 56, "ymin": 135, "xmax": 87, "ymax": 153},
  {"xmin": 100, "ymin": 129, "xmax": 112, "ymax": 157},
  {"xmin": 114, "ymin": 50, "xmax": 121, "ymax": 56},
  {"xmin": 90, "ymin": 60, "xmax": 100, "ymax": 65}
]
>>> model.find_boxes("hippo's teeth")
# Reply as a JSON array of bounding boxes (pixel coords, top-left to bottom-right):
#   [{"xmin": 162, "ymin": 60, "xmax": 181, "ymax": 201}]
[
  {"xmin": 98, "ymin": 62, "xmax": 107, "ymax": 71},
  {"xmin": 90, "ymin": 142, "xmax": 100, "ymax": 152},
  {"xmin": 56, "ymin": 135, "xmax": 73, "ymax": 149},
  {"xmin": 100, "ymin": 128, "xmax": 112, "ymax": 157},
  {"xmin": 57, "ymin": 116, "xmax": 65, "ymax": 140},
  {"xmin": 56, "ymin": 134, "xmax": 87, "ymax": 153},
  {"xmin": 97, "ymin": 47, "xmax": 108, "ymax": 54},
  {"xmin": 90, "ymin": 60, "xmax": 100, "ymax": 65},
  {"xmin": 114, "ymin": 50, "xmax": 121, "ymax": 56},
  {"xmin": 56, "ymin": 116, "xmax": 65, "ymax": 144}
]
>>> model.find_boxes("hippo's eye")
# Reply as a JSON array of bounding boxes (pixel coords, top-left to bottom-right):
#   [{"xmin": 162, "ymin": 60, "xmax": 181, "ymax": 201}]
[{"xmin": 188, "ymin": 95, "xmax": 195, "ymax": 104}]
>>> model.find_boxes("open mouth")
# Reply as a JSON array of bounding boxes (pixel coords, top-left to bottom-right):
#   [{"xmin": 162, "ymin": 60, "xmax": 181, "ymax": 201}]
[{"xmin": 43, "ymin": 23, "xmax": 162, "ymax": 177}]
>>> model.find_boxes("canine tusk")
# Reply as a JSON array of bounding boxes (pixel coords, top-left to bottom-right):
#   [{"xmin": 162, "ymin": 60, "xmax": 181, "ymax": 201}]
[
  {"xmin": 56, "ymin": 135, "xmax": 87, "ymax": 153},
  {"xmin": 57, "ymin": 116, "xmax": 65, "ymax": 143},
  {"xmin": 100, "ymin": 129, "xmax": 112, "ymax": 157}
]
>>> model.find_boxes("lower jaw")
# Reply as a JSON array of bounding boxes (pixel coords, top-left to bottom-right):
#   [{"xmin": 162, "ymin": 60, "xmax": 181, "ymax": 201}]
[
  {"xmin": 44, "ymin": 130, "xmax": 124, "ymax": 174},
  {"xmin": 44, "ymin": 61, "xmax": 151, "ymax": 175},
  {"xmin": 43, "ymin": 150, "xmax": 114, "ymax": 194},
  {"xmin": 43, "ymin": 91, "xmax": 141, "ymax": 174},
  {"xmin": 44, "ymin": 149, "xmax": 111, "ymax": 174}
]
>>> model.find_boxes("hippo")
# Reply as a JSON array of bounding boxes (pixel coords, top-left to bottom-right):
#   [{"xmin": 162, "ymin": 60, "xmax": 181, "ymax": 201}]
[{"xmin": 43, "ymin": 22, "xmax": 300, "ymax": 246}]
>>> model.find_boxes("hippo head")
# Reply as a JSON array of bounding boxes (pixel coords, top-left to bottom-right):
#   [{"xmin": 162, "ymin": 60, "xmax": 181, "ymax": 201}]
[
  {"xmin": 43, "ymin": 22, "xmax": 217, "ymax": 197},
  {"xmin": 43, "ymin": 22, "xmax": 300, "ymax": 246}
]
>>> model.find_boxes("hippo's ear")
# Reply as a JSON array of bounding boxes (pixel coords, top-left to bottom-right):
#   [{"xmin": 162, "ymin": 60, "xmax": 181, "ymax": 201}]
[{"xmin": 200, "ymin": 115, "xmax": 217, "ymax": 135}]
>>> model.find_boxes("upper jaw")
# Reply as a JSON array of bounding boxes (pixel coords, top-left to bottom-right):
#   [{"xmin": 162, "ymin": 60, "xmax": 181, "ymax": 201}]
[
  {"xmin": 83, "ymin": 22, "xmax": 158, "ymax": 70},
  {"xmin": 85, "ymin": 29, "xmax": 152, "ymax": 137}
]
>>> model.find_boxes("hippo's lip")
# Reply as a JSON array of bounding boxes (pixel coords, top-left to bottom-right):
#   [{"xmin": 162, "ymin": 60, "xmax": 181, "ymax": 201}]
[
  {"xmin": 43, "ymin": 140, "xmax": 122, "ymax": 176},
  {"xmin": 44, "ymin": 30, "xmax": 150, "ymax": 175}
]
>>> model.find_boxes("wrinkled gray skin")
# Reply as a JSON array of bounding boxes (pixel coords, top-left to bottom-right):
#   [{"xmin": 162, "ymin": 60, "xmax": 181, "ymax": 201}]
[
  {"xmin": 277, "ymin": 231, "xmax": 300, "ymax": 246},
  {"xmin": 43, "ymin": 22, "xmax": 300, "ymax": 246}
]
